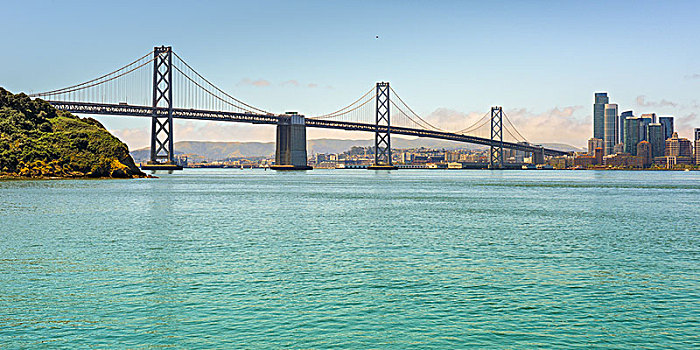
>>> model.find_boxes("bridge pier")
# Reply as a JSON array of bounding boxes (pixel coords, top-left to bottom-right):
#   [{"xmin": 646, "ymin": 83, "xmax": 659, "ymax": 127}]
[
  {"xmin": 271, "ymin": 112, "xmax": 312, "ymax": 170},
  {"xmin": 533, "ymin": 147, "xmax": 546, "ymax": 165},
  {"xmin": 368, "ymin": 82, "xmax": 397, "ymax": 170}
]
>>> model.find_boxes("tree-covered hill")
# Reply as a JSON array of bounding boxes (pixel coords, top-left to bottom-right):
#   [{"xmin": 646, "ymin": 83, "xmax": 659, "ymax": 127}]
[{"xmin": 0, "ymin": 88, "xmax": 145, "ymax": 178}]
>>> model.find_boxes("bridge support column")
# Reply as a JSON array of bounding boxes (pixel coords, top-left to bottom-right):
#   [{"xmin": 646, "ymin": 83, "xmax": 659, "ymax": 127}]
[
  {"xmin": 368, "ymin": 82, "xmax": 397, "ymax": 170},
  {"xmin": 271, "ymin": 112, "xmax": 312, "ymax": 170},
  {"xmin": 489, "ymin": 106, "xmax": 504, "ymax": 169},
  {"xmin": 143, "ymin": 46, "xmax": 182, "ymax": 171},
  {"xmin": 533, "ymin": 147, "xmax": 545, "ymax": 165}
]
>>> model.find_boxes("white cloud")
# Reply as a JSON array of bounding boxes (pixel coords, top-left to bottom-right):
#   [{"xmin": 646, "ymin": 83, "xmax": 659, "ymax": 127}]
[{"xmin": 417, "ymin": 106, "xmax": 589, "ymax": 146}]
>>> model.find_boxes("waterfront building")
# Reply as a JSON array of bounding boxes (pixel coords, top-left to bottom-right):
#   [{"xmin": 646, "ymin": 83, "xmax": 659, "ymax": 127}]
[
  {"xmin": 445, "ymin": 151, "xmax": 460, "ymax": 163},
  {"xmin": 573, "ymin": 155, "xmax": 596, "ymax": 167},
  {"xmin": 603, "ymin": 153, "xmax": 643, "ymax": 168},
  {"xmin": 588, "ymin": 138, "xmax": 603, "ymax": 155},
  {"xmin": 604, "ymin": 103, "xmax": 618, "ymax": 155},
  {"xmin": 638, "ymin": 114, "xmax": 654, "ymax": 141},
  {"xmin": 665, "ymin": 132, "xmax": 693, "ymax": 157},
  {"xmin": 654, "ymin": 156, "xmax": 695, "ymax": 168},
  {"xmin": 623, "ymin": 117, "xmax": 640, "ymax": 155},
  {"xmin": 659, "ymin": 116, "xmax": 674, "ymax": 140},
  {"xmin": 636, "ymin": 141, "xmax": 652, "ymax": 167},
  {"xmin": 695, "ymin": 128, "xmax": 700, "ymax": 165},
  {"xmin": 620, "ymin": 110, "xmax": 634, "ymax": 143},
  {"xmin": 593, "ymin": 92, "xmax": 609, "ymax": 140},
  {"xmin": 594, "ymin": 147, "xmax": 603, "ymax": 165},
  {"xmin": 647, "ymin": 123, "xmax": 664, "ymax": 158},
  {"xmin": 613, "ymin": 143, "xmax": 625, "ymax": 155}
]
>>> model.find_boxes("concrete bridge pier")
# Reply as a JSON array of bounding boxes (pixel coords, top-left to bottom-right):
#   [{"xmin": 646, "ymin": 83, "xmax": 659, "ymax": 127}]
[
  {"xmin": 271, "ymin": 112, "xmax": 312, "ymax": 170},
  {"xmin": 533, "ymin": 147, "xmax": 546, "ymax": 165}
]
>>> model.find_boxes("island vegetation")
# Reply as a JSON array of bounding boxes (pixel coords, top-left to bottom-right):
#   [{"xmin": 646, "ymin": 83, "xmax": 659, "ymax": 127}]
[{"xmin": 0, "ymin": 88, "xmax": 145, "ymax": 179}]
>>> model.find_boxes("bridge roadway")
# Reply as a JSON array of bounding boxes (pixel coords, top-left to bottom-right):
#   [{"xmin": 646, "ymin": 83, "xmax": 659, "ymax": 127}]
[{"xmin": 48, "ymin": 101, "xmax": 569, "ymax": 157}]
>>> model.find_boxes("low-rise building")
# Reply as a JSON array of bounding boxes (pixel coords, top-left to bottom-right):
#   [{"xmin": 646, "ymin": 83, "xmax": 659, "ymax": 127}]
[{"xmin": 603, "ymin": 153, "xmax": 643, "ymax": 168}]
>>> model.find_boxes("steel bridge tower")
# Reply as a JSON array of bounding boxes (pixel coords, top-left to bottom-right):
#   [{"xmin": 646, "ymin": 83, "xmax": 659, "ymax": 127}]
[
  {"xmin": 489, "ymin": 106, "xmax": 504, "ymax": 169},
  {"xmin": 143, "ymin": 46, "xmax": 181, "ymax": 170},
  {"xmin": 368, "ymin": 82, "xmax": 397, "ymax": 170}
]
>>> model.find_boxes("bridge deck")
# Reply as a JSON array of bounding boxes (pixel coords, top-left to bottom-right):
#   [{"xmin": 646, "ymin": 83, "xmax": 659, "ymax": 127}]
[{"xmin": 47, "ymin": 101, "xmax": 569, "ymax": 156}]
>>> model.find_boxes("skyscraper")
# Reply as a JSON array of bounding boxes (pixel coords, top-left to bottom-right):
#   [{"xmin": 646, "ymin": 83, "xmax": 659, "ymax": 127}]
[
  {"xmin": 620, "ymin": 110, "xmax": 634, "ymax": 144},
  {"xmin": 604, "ymin": 103, "xmax": 618, "ymax": 155},
  {"xmin": 659, "ymin": 116, "xmax": 674, "ymax": 140},
  {"xmin": 623, "ymin": 117, "xmax": 640, "ymax": 155},
  {"xmin": 640, "ymin": 113, "xmax": 657, "ymax": 123},
  {"xmin": 638, "ymin": 114, "xmax": 654, "ymax": 142},
  {"xmin": 647, "ymin": 123, "xmax": 664, "ymax": 158},
  {"xmin": 695, "ymin": 128, "xmax": 700, "ymax": 165},
  {"xmin": 593, "ymin": 92, "xmax": 609, "ymax": 140}
]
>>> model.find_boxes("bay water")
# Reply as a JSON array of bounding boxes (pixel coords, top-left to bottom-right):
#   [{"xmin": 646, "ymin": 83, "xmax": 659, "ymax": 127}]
[{"xmin": 1, "ymin": 169, "xmax": 698, "ymax": 348}]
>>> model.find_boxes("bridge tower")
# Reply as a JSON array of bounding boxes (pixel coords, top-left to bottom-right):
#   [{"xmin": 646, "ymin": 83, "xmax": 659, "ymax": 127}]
[
  {"xmin": 143, "ymin": 46, "xmax": 182, "ymax": 171},
  {"xmin": 368, "ymin": 82, "xmax": 397, "ymax": 170},
  {"xmin": 489, "ymin": 106, "xmax": 504, "ymax": 169}
]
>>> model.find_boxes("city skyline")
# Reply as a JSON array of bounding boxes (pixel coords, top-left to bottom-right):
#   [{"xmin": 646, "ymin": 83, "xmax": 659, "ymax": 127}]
[{"xmin": 2, "ymin": 1, "xmax": 700, "ymax": 148}]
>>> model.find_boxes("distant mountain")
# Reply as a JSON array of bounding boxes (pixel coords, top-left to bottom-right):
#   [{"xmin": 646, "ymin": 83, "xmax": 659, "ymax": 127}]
[
  {"xmin": 130, "ymin": 138, "xmax": 584, "ymax": 162},
  {"xmin": 538, "ymin": 143, "xmax": 586, "ymax": 153},
  {"xmin": 130, "ymin": 141, "xmax": 275, "ymax": 162}
]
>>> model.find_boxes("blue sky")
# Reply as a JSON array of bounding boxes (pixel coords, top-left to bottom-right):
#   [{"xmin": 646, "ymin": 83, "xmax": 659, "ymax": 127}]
[{"xmin": 2, "ymin": 0, "xmax": 699, "ymax": 148}]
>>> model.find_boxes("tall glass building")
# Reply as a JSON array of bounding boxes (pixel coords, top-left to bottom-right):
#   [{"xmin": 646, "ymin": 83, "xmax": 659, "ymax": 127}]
[
  {"xmin": 604, "ymin": 103, "xmax": 618, "ymax": 155},
  {"xmin": 639, "ymin": 114, "xmax": 654, "ymax": 142},
  {"xmin": 659, "ymin": 116, "xmax": 674, "ymax": 140},
  {"xmin": 647, "ymin": 123, "xmax": 664, "ymax": 158},
  {"xmin": 593, "ymin": 93, "xmax": 609, "ymax": 140},
  {"xmin": 620, "ymin": 111, "xmax": 634, "ymax": 144},
  {"xmin": 623, "ymin": 117, "xmax": 640, "ymax": 155}
]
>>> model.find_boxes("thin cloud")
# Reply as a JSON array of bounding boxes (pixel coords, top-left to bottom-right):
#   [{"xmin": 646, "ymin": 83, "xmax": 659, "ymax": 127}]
[
  {"xmin": 237, "ymin": 78, "xmax": 271, "ymax": 87},
  {"xmin": 307, "ymin": 83, "xmax": 318, "ymax": 88},
  {"xmin": 281, "ymin": 80, "xmax": 300, "ymax": 87},
  {"xmin": 636, "ymin": 95, "xmax": 678, "ymax": 108},
  {"xmin": 684, "ymin": 73, "xmax": 700, "ymax": 80}
]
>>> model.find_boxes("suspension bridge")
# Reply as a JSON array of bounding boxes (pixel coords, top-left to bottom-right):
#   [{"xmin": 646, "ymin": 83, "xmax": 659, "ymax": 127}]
[{"xmin": 28, "ymin": 46, "xmax": 568, "ymax": 170}]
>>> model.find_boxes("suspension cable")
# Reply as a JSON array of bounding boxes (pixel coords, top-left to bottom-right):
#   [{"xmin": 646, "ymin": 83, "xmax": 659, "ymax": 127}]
[
  {"xmin": 29, "ymin": 50, "xmax": 154, "ymax": 97},
  {"xmin": 32, "ymin": 56, "xmax": 156, "ymax": 97},
  {"xmin": 311, "ymin": 94, "xmax": 376, "ymax": 120},
  {"xmin": 172, "ymin": 52, "xmax": 269, "ymax": 114},
  {"xmin": 388, "ymin": 86, "xmax": 445, "ymax": 131},
  {"xmin": 454, "ymin": 111, "xmax": 491, "ymax": 134},
  {"xmin": 311, "ymin": 86, "xmax": 375, "ymax": 119},
  {"xmin": 502, "ymin": 111, "xmax": 528, "ymax": 142}
]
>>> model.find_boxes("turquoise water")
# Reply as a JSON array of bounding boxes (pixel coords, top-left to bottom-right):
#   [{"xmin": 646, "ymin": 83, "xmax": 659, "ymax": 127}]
[{"xmin": 1, "ymin": 169, "xmax": 698, "ymax": 349}]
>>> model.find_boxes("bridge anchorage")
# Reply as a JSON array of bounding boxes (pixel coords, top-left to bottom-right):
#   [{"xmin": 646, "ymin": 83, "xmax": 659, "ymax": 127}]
[{"xmin": 26, "ymin": 45, "xmax": 568, "ymax": 172}]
